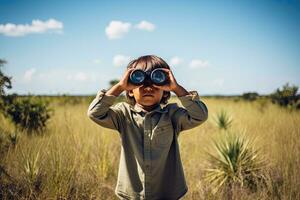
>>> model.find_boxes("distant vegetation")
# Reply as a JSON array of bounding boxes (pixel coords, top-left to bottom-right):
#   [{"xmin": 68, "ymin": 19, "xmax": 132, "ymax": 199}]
[
  {"xmin": 270, "ymin": 83, "xmax": 300, "ymax": 109},
  {"xmin": 242, "ymin": 92, "xmax": 259, "ymax": 101},
  {"xmin": 241, "ymin": 83, "xmax": 299, "ymax": 110},
  {"xmin": 109, "ymin": 79, "xmax": 119, "ymax": 87}
]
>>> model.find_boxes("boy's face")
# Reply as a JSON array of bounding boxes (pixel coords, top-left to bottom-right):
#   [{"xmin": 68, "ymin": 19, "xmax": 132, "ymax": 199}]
[{"xmin": 129, "ymin": 84, "xmax": 164, "ymax": 107}]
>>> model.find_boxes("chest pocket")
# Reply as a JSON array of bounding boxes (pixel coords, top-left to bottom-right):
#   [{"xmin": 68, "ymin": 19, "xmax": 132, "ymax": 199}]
[{"xmin": 153, "ymin": 124, "xmax": 174, "ymax": 147}]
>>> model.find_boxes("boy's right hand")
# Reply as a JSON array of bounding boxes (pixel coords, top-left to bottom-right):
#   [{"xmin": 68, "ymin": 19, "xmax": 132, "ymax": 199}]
[{"xmin": 118, "ymin": 68, "xmax": 140, "ymax": 91}]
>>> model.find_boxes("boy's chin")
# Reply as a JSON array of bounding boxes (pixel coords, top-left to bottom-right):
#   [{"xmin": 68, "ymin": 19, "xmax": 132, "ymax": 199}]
[{"xmin": 138, "ymin": 100, "xmax": 159, "ymax": 107}]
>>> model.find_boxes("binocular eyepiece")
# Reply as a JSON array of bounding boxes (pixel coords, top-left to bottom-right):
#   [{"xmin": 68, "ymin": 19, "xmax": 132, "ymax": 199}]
[{"xmin": 129, "ymin": 68, "xmax": 168, "ymax": 86}]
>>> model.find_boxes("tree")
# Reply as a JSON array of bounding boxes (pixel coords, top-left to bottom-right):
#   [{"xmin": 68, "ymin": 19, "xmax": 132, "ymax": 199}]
[
  {"xmin": 270, "ymin": 82, "xmax": 300, "ymax": 109},
  {"xmin": 0, "ymin": 59, "xmax": 12, "ymax": 96},
  {"xmin": 109, "ymin": 79, "xmax": 119, "ymax": 88},
  {"xmin": 242, "ymin": 92, "xmax": 259, "ymax": 101}
]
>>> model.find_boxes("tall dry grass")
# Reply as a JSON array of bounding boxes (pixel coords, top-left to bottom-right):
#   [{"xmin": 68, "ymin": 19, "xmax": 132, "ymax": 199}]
[{"xmin": 0, "ymin": 97, "xmax": 299, "ymax": 199}]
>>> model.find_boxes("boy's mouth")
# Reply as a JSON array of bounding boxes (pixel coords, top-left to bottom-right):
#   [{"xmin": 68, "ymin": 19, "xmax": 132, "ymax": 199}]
[{"xmin": 143, "ymin": 94, "xmax": 154, "ymax": 97}]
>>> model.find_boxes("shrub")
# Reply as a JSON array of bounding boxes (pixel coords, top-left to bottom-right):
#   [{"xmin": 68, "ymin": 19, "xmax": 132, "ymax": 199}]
[
  {"xmin": 270, "ymin": 82, "xmax": 300, "ymax": 109},
  {"xmin": 213, "ymin": 109, "xmax": 233, "ymax": 130},
  {"xmin": 109, "ymin": 79, "xmax": 119, "ymax": 87},
  {"xmin": 242, "ymin": 92, "xmax": 259, "ymax": 101},
  {"xmin": 204, "ymin": 132, "xmax": 267, "ymax": 196},
  {"xmin": 1, "ymin": 95, "xmax": 53, "ymax": 134}
]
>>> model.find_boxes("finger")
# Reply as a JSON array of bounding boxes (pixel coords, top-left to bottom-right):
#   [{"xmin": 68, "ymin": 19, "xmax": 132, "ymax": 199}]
[
  {"xmin": 124, "ymin": 68, "xmax": 134, "ymax": 81},
  {"xmin": 167, "ymin": 70, "xmax": 176, "ymax": 81},
  {"xmin": 125, "ymin": 68, "xmax": 134, "ymax": 75}
]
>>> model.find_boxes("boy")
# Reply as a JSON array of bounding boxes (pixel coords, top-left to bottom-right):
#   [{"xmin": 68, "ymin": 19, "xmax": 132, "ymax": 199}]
[{"xmin": 87, "ymin": 55, "xmax": 208, "ymax": 200}]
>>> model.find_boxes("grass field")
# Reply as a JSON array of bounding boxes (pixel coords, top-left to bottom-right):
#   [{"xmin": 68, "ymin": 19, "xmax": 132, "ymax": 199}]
[{"xmin": 0, "ymin": 96, "xmax": 299, "ymax": 199}]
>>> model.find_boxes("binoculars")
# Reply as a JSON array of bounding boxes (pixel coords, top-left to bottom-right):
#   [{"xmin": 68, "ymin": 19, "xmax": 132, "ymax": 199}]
[{"xmin": 129, "ymin": 68, "xmax": 168, "ymax": 86}]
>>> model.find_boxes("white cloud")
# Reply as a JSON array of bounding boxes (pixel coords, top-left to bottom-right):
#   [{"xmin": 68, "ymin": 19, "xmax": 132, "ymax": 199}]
[
  {"xmin": 113, "ymin": 55, "xmax": 131, "ymax": 67},
  {"xmin": 23, "ymin": 68, "xmax": 36, "ymax": 81},
  {"xmin": 189, "ymin": 59, "xmax": 210, "ymax": 69},
  {"xmin": 0, "ymin": 18, "xmax": 63, "ymax": 37},
  {"xmin": 135, "ymin": 20, "xmax": 156, "ymax": 31},
  {"xmin": 169, "ymin": 56, "xmax": 183, "ymax": 66},
  {"xmin": 105, "ymin": 20, "xmax": 131, "ymax": 39}
]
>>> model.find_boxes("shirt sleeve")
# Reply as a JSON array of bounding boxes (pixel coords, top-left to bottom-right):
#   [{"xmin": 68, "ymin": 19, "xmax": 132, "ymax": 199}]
[
  {"xmin": 173, "ymin": 91, "xmax": 208, "ymax": 133},
  {"xmin": 87, "ymin": 89, "xmax": 123, "ymax": 131}
]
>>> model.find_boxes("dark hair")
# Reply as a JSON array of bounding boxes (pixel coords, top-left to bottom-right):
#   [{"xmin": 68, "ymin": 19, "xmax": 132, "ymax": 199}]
[{"xmin": 125, "ymin": 55, "xmax": 171, "ymax": 106}]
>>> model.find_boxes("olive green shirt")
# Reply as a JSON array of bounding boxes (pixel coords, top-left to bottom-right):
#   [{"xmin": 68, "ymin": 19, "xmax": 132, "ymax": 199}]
[{"xmin": 87, "ymin": 89, "xmax": 208, "ymax": 200}]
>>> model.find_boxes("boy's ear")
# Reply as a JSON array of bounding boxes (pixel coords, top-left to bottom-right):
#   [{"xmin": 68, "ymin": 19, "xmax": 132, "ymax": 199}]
[{"xmin": 128, "ymin": 90, "xmax": 134, "ymax": 97}]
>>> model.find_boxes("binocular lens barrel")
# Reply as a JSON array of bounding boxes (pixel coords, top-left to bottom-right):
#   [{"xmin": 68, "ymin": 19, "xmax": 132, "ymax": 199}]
[
  {"xmin": 130, "ymin": 70, "xmax": 145, "ymax": 84},
  {"xmin": 151, "ymin": 70, "xmax": 166, "ymax": 85},
  {"xmin": 129, "ymin": 69, "xmax": 167, "ymax": 85}
]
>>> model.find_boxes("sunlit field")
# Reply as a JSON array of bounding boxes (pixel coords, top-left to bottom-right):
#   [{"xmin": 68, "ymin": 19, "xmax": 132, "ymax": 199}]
[{"xmin": 1, "ymin": 96, "xmax": 299, "ymax": 200}]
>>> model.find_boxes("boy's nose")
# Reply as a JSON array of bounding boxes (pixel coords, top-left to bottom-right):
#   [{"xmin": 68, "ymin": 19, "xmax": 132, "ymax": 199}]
[{"xmin": 143, "ymin": 87, "xmax": 153, "ymax": 92}]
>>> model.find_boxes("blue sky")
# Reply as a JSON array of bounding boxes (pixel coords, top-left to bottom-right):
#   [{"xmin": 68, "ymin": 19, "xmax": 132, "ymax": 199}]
[{"xmin": 0, "ymin": 0, "xmax": 299, "ymax": 95}]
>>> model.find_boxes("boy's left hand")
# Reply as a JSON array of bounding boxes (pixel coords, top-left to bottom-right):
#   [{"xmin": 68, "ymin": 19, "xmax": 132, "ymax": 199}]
[{"xmin": 152, "ymin": 68, "xmax": 179, "ymax": 92}]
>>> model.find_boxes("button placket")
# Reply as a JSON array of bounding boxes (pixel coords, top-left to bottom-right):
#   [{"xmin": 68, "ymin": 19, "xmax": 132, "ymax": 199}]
[{"xmin": 143, "ymin": 113, "xmax": 152, "ymax": 198}]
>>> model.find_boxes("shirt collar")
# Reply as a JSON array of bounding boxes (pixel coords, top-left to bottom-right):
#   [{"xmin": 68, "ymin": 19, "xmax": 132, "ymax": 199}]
[{"xmin": 130, "ymin": 103, "xmax": 167, "ymax": 114}]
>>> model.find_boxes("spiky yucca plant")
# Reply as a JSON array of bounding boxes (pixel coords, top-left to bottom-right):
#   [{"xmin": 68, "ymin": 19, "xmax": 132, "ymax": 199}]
[
  {"xmin": 213, "ymin": 109, "xmax": 233, "ymax": 130},
  {"xmin": 205, "ymin": 132, "xmax": 266, "ymax": 195}
]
